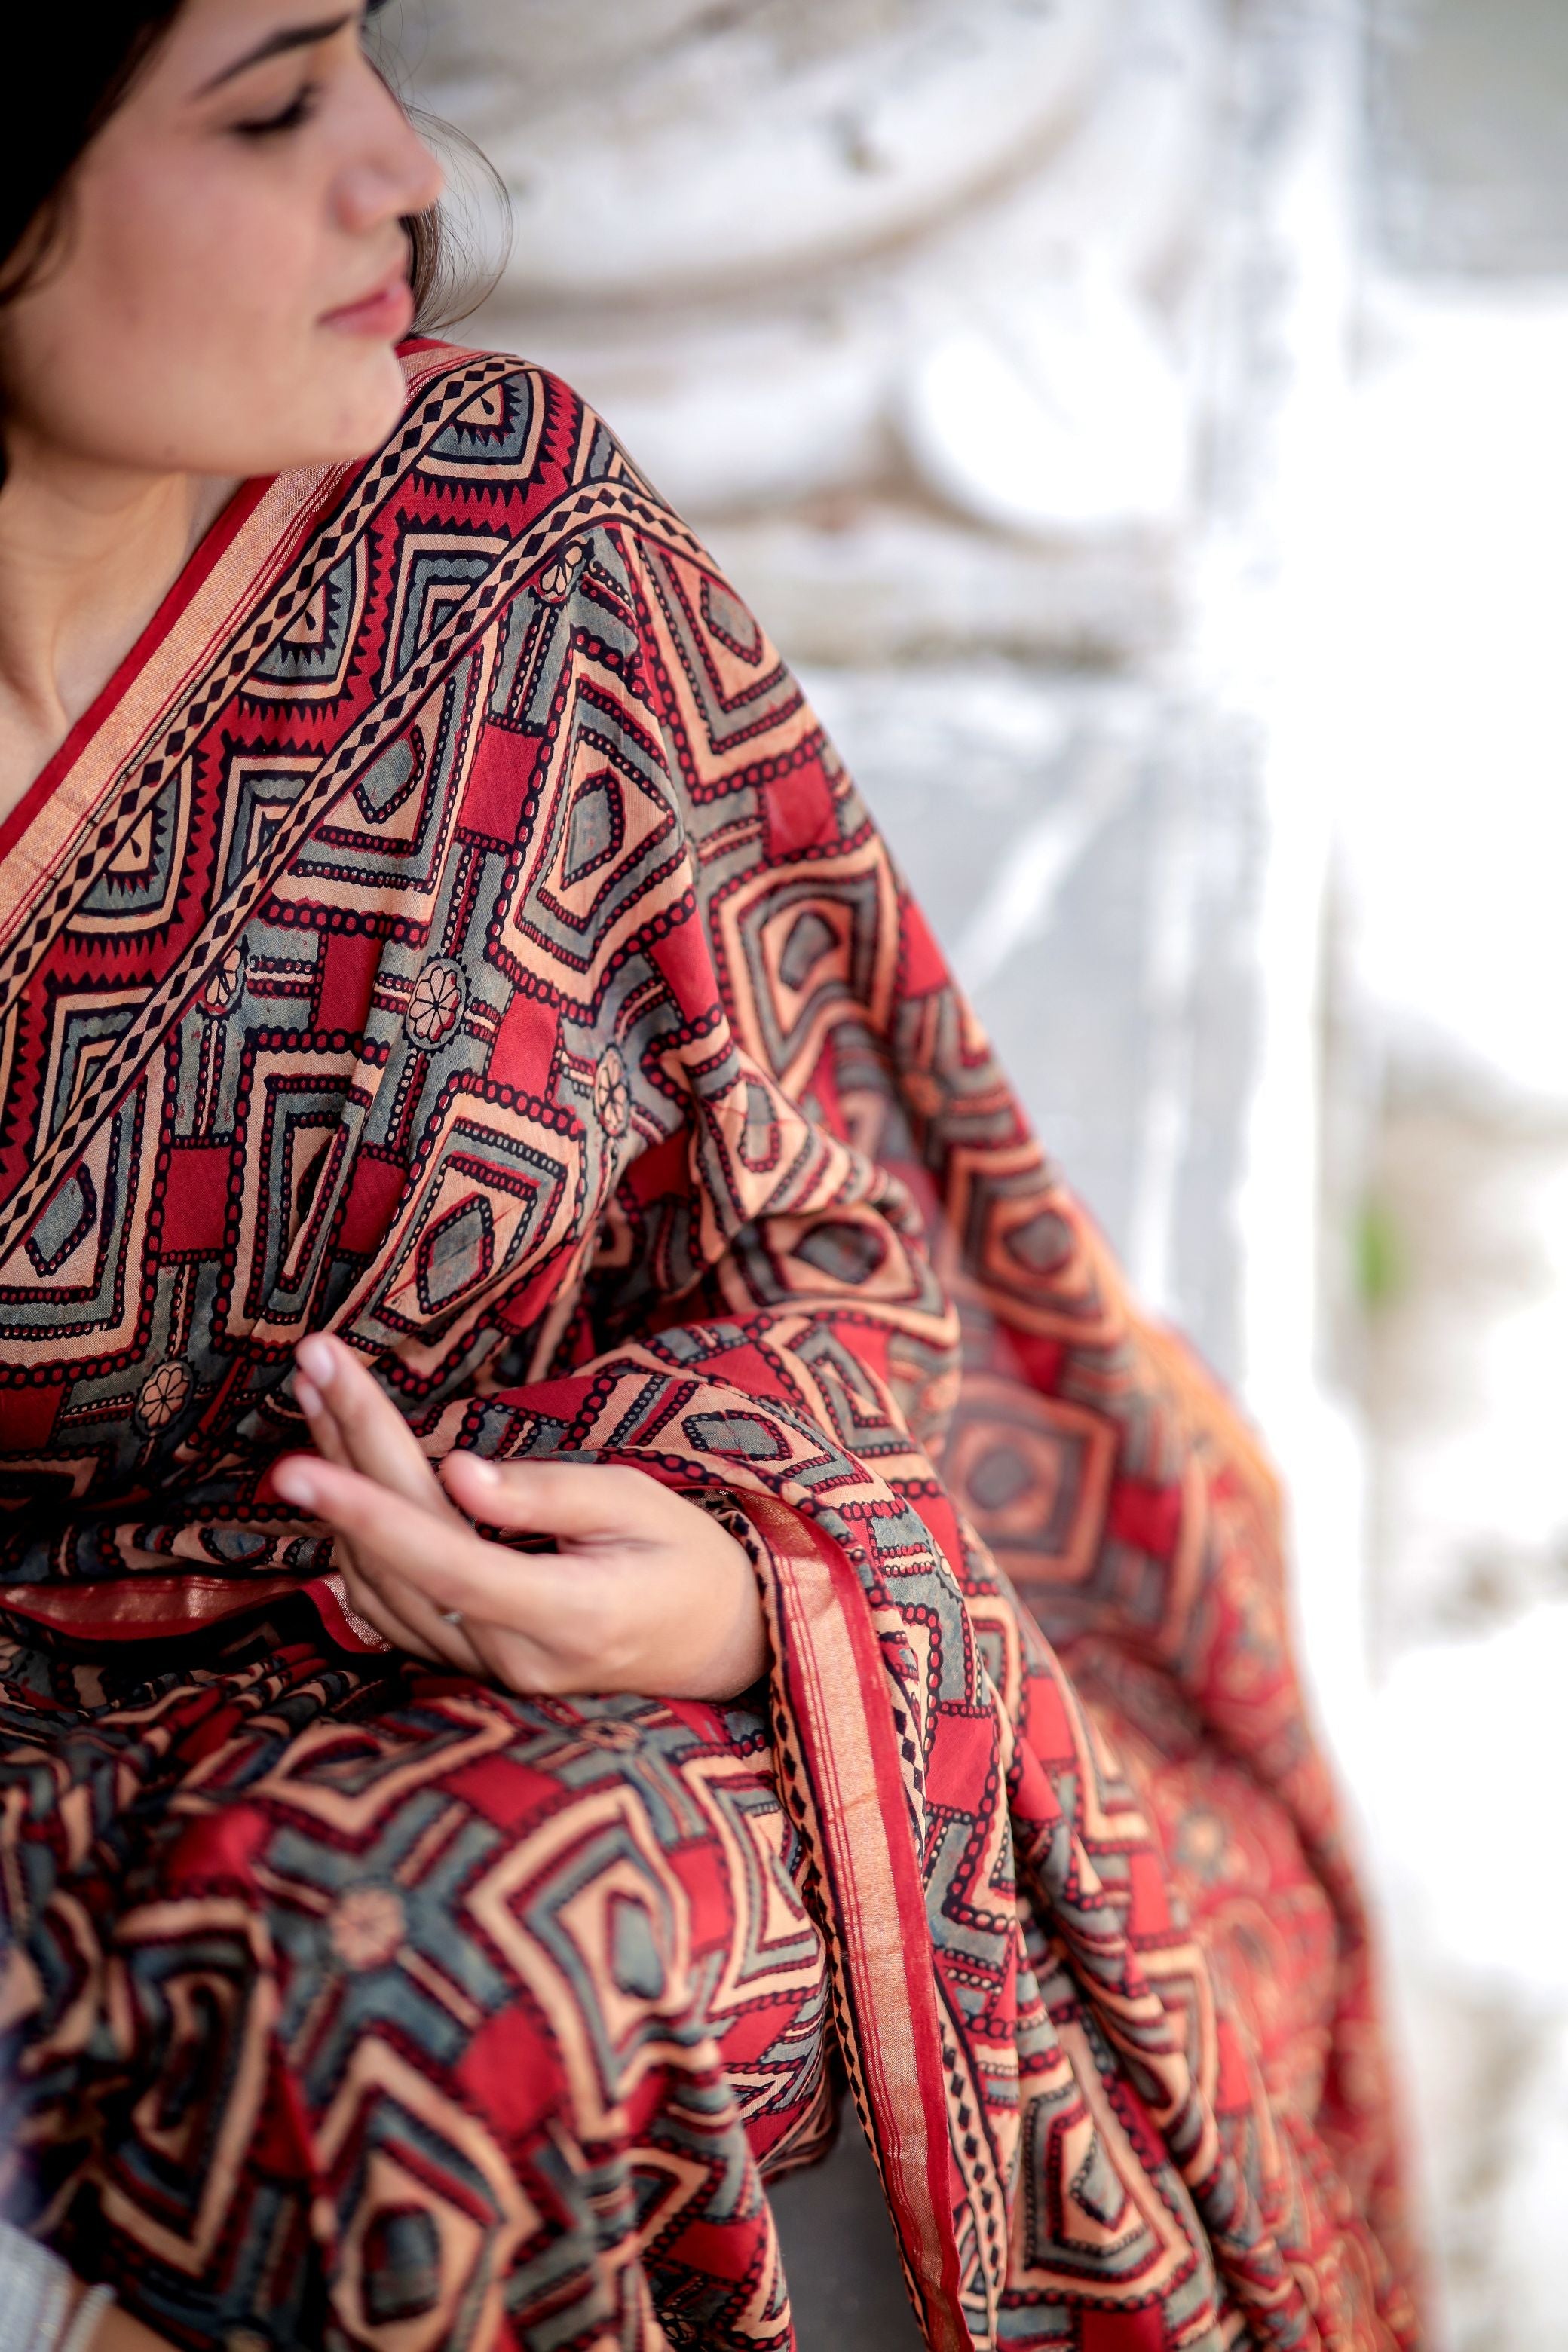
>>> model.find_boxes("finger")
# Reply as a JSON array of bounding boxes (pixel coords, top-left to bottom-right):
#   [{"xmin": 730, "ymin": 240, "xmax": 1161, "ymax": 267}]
[
  {"xmin": 338, "ymin": 1557, "xmax": 437, "ymax": 1660},
  {"xmin": 433, "ymin": 1609, "xmax": 556, "ymax": 1698},
  {"xmin": 442, "ymin": 1454, "xmax": 679, "ymax": 1545},
  {"xmin": 294, "ymin": 1336, "xmax": 454, "ymax": 1514},
  {"xmin": 390, "ymin": 1533, "xmax": 642, "ymax": 1688},
  {"xmin": 296, "ymin": 1337, "xmax": 439, "ymax": 1498},
  {"xmin": 322, "ymin": 1467, "xmax": 501, "ymax": 1674},
  {"xmin": 340, "ymin": 1555, "xmax": 485, "ymax": 1676},
  {"xmin": 296, "ymin": 1369, "xmax": 443, "ymax": 1594},
  {"xmin": 274, "ymin": 1453, "xmax": 559, "ymax": 1661},
  {"xmin": 297, "ymin": 1374, "xmax": 354, "ymax": 1471},
  {"xmin": 290, "ymin": 1376, "xmax": 366, "ymax": 1579}
]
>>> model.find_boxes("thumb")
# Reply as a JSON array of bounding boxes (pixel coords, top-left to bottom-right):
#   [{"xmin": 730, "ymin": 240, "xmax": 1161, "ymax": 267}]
[{"xmin": 442, "ymin": 1454, "xmax": 671, "ymax": 1543}]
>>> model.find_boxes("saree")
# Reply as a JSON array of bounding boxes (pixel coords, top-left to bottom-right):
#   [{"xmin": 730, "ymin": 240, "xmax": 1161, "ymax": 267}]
[{"xmin": 0, "ymin": 341, "xmax": 1420, "ymax": 2350}]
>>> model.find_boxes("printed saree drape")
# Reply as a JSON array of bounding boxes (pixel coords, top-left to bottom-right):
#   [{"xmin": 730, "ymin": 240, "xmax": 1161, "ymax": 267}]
[{"xmin": 0, "ymin": 344, "xmax": 1419, "ymax": 2351}]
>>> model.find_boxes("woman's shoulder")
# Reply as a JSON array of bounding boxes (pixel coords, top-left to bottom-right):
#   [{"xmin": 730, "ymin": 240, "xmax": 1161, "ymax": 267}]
[
  {"xmin": 375, "ymin": 339, "xmax": 813, "ymax": 807},
  {"xmin": 397, "ymin": 335, "xmax": 594, "ymax": 436},
  {"xmin": 387, "ymin": 338, "xmax": 672, "ymax": 540}
]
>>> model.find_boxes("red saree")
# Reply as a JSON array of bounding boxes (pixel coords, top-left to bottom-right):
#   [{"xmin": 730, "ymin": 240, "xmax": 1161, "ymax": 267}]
[{"xmin": 0, "ymin": 343, "xmax": 1419, "ymax": 2350}]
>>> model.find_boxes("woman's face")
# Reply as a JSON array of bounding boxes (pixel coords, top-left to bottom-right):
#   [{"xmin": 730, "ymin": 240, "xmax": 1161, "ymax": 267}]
[{"xmin": 0, "ymin": 0, "xmax": 445, "ymax": 485}]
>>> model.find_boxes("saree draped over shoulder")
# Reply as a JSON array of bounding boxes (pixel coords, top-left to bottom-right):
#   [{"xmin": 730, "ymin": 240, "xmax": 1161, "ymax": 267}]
[{"xmin": 0, "ymin": 345, "xmax": 1419, "ymax": 2352}]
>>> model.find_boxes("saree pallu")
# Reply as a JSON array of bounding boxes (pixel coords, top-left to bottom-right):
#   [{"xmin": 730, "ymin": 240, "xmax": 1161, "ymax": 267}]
[{"xmin": 0, "ymin": 344, "xmax": 1420, "ymax": 2350}]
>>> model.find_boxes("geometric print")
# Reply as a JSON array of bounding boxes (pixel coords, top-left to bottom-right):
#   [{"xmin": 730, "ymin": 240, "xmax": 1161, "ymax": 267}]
[
  {"xmin": 0, "ymin": 1626, "xmax": 830, "ymax": 2349},
  {"xmin": 0, "ymin": 345, "xmax": 1420, "ymax": 2349}
]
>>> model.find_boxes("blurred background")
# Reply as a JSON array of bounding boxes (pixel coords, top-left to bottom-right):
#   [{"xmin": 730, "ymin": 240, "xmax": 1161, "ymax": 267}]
[{"xmin": 388, "ymin": 3, "xmax": 1568, "ymax": 2342}]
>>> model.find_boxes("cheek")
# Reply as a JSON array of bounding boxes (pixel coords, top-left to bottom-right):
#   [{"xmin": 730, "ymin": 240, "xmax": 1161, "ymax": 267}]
[
  {"xmin": 18, "ymin": 168, "xmax": 408, "ymax": 476},
  {"xmin": 88, "ymin": 170, "xmax": 316, "ymax": 345}
]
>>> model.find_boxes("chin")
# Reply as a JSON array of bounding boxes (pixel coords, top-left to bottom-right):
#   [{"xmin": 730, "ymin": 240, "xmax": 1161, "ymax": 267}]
[{"xmin": 310, "ymin": 348, "xmax": 416, "ymax": 464}]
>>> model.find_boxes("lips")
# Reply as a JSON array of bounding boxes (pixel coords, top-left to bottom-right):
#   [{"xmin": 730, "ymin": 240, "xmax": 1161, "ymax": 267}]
[{"xmin": 321, "ymin": 266, "xmax": 415, "ymax": 338}]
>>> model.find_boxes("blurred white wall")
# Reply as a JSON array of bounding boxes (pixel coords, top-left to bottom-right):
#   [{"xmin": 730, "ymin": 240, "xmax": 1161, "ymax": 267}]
[{"xmin": 403, "ymin": 0, "xmax": 1220, "ymax": 663}]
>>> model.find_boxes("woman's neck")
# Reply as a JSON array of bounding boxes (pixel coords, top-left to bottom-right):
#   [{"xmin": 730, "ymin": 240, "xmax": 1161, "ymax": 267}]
[{"xmin": 0, "ymin": 426, "xmax": 237, "ymax": 823}]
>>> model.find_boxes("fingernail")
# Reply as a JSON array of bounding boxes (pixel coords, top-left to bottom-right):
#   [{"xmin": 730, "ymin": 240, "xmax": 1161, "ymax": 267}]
[
  {"xmin": 296, "ymin": 1335, "xmax": 335, "ymax": 1385},
  {"xmin": 456, "ymin": 1453, "xmax": 498, "ymax": 1486},
  {"xmin": 296, "ymin": 1377, "xmax": 322, "ymax": 1419},
  {"xmin": 273, "ymin": 1459, "xmax": 317, "ymax": 1509}
]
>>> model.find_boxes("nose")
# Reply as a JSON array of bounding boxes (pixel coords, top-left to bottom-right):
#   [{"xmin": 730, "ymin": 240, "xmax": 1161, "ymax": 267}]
[{"xmin": 335, "ymin": 70, "xmax": 447, "ymax": 236}]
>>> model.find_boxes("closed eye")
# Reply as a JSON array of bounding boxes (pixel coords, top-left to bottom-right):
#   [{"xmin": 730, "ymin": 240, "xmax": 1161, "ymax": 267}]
[{"xmin": 234, "ymin": 83, "xmax": 323, "ymax": 137}]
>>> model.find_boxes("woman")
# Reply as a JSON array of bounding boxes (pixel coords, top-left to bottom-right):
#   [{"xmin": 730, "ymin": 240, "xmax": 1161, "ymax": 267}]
[{"xmin": 0, "ymin": 4, "xmax": 1421, "ymax": 2348}]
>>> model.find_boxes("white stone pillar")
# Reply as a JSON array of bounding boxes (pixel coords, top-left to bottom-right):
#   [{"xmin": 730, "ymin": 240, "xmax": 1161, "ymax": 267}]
[{"xmin": 400, "ymin": 0, "xmax": 1226, "ymax": 661}]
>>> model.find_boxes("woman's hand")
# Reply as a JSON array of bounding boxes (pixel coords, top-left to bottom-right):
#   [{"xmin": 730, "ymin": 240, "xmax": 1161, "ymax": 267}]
[{"xmin": 271, "ymin": 1336, "xmax": 769, "ymax": 1702}]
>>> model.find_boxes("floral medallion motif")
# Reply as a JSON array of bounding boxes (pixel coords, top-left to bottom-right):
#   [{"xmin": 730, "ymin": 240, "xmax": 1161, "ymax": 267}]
[
  {"xmin": 201, "ymin": 941, "xmax": 247, "ymax": 1017},
  {"xmin": 593, "ymin": 1045, "xmax": 632, "ymax": 1138},
  {"xmin": 328, "ymin": 1885, "xmax": 408, "ymax": 1971},
  {"xmin": 537, "ymin": 539, "xmax": 588, "ymax": 604},
  {"xmin": 137, "ymin": 1358, "xmax": 192, "ymax": 1433},
  {"xmin": 405, "ymin": 957, "xmax": 467, "ymax": 1050}
]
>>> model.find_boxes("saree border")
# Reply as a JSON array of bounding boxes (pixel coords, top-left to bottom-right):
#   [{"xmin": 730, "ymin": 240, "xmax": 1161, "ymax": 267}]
[
  {"xmin": 0, "ymin": 1570, "xmax": 388, "ymax": 1652},
  {"xmin": 0, "ymin": 473, "xmax": 279, "ymax": 874},
  {"xmin": 743, "ymin": 1491, "xmax": 982, "ymax": 2352}
]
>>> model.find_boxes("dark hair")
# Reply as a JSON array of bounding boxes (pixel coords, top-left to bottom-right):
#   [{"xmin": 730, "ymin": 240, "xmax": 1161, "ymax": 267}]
[
  {"xmin": 0, "ymin": 2, "xmax": 473, "ymax": 324},
  {"xmin": 2, "ymin": 8, "xmax": 179, "ymax": 305}
]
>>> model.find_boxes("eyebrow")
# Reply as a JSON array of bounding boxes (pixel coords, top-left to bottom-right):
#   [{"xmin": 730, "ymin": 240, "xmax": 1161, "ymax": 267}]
[{"xmin": 197, "ymin": 11, "xmax": 357, "ymax": 96}]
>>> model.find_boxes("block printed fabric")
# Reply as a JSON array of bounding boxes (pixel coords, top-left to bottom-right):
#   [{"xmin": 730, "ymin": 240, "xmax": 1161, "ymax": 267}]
[{"xmin": 0, "ymin": 345, "xmax": 1421, "ymax": 2350}]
